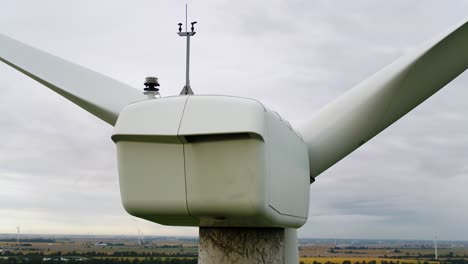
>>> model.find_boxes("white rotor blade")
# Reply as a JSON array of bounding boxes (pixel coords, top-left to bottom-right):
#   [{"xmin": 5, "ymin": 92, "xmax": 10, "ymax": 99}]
[
  {"xmin": 0, "ymin": 34, "xmax": 145, "ymax": 125},
  {"xmin": 300, "ymin": 19, "xmax": 468, "ymax": 178}
]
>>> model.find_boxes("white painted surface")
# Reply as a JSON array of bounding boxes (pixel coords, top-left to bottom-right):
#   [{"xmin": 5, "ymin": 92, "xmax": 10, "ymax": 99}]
[
  {"xmin": 113, "ymin": 95, "xmax": 310, "ymax": 228},
  {"xmin": 178, "ymin": 95, "xmax": 267, "ymax": 137},
  {"xmin": 284, "ymin": 228, "xmax": 299, "ymax": 264},
  {"xmin": 300, "ymin": 19, "xmax": 468, "ymax": 178},
  {"xmin": 116, "ymin": 141, "xmax": 197, "ymax": 226},
  {"xmin": 113, "ymin": 96, "xmax": 188, "ymax": 137},
  {"xmin": 0, "ymin": 34, "xmax": 145, "ymax": 125},
  {"xmin": 267, "ymin": 112, "xmax": 310, "ymax": 219},
  {"xmin": 184, "ymin": 137, "xmax": 265, "ymax": 216}
]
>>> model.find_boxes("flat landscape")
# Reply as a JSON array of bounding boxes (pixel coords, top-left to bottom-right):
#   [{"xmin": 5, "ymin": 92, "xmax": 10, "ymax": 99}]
[
  {"xmin": 298, "ymin": 239, "xmax": 468, "ymax": 264},
  {"xmin": 0, "ymin": 235, "xmax": 467, "ymax": 264}
]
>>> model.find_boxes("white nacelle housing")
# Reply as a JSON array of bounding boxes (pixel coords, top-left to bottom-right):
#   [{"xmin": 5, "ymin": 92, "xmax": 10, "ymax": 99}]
[{"xmin": 112, "ymin": 95, "xmax": 310, "ymax": 228}]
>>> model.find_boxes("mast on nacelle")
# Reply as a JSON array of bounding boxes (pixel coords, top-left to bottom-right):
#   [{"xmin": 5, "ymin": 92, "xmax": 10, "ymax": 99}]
[{"xmin": 178, "ymin": 4, "xmax": 196, "ymax": 95}]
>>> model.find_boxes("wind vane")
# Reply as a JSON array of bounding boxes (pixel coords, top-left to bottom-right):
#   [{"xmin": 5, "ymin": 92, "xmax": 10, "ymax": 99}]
[{"xmin": 178, "ymin": 4, "xmax": 196, "ymax": 95}]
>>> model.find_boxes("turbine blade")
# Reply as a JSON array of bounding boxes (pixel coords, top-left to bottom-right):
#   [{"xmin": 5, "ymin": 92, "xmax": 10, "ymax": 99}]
[
  {"xmin": 300, "ymin": 18, "xmax": 468, "ymax": 178},
  {"xmin": 0, "ymin": 34, "xmax": 145, "ymax": 125}
]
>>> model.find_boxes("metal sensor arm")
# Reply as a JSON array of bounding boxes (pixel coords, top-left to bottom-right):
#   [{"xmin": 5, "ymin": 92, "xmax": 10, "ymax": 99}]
[
  {"xmin": 0, "ymin": 34, "xmax": 145, "ymax": 125},
  {"xmin": 300, "ymin": 18, "xmax": 468, "ymax": 178}
]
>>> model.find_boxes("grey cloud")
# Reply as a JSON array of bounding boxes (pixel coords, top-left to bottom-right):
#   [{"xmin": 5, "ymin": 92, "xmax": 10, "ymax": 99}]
[{"xmin": 0, "ymin": 0, "xmax": 468, "ymax": 239}]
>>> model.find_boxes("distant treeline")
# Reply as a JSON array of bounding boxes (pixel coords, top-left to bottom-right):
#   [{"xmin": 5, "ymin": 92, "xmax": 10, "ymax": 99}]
[
  {"xmin": 3, "ymin": 257, "xmax": 468, "ymax": 264},
  {"xmin": 384, "ymin": 253, "xmax": 468, "ymax": 259},
  {"xmin": 331, "ymin": 246, "xmax": 457, "ymax": 251},
  {"xmin": 0, "ymin": 239, "xmax": 55, "ymax": 243},
  {"xmin": 0, "ymin": 257, "xmax": 196, "ymax": 264},
  {"xmin": 332, "ymin": 246, "xmax": 369, "ymax": 250},
  {"xmin": 1, "ymin": 251, "xmax": 197, "ymax": 258},
  {"xmin": 300, "ymin": 260, "xmax": 468, "ymax": 264},
  {"xmin": 443, "ymin": 260, "xmax": 468, "ymax": 264}
]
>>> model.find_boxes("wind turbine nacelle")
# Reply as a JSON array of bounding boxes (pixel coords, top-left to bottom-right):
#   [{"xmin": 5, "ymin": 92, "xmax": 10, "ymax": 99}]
[{"xmin": 112, "ymin": 95, "xmax": 310, "ymax": 228}]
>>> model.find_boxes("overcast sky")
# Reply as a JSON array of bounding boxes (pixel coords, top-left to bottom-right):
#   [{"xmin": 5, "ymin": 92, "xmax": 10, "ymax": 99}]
[{"xmin": 0, "ymin": 0, "xmax": 468, "ymax": 240}]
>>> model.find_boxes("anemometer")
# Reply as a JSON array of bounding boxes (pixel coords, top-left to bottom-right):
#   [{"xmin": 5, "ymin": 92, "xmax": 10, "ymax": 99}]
[
  {"xmin": 177, "ymin": 4, "xmax": 196, "ymax": 96},
  {"xmin": 145, "ymin": 5, "xmax": 196, "ymax": 98},
  {"xmin": 177, "ymin": 17, "xmax": 197, "ymax": 96}
]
